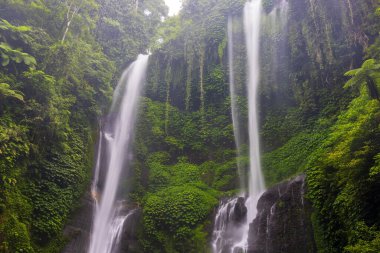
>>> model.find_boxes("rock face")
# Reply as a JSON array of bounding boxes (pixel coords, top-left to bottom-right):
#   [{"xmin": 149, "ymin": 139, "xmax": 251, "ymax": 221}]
[
  {"xmin": 118, "ymin": 207, "xmax": 142, "ymax": 253},
  {"xmin": 232, "ymin": 197, "xmax": 248, "ymax": 224},
  {"xmin": 62, "ymin": 191, "xmax": 94, "ymax": 253},
  {"xmin": 247, "ymin": 175, "xmax": 316, "ymax": 253}
]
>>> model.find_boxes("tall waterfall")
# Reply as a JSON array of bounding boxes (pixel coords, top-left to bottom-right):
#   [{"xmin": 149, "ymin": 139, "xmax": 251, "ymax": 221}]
[
  {"xmin": 88, "ymin": 54, "xmax": 149, "ymax": 253},
  {"xmin": 244, "ymin": 0, "xmax": 265, "ymax": 224},
  {"xmin": 212, "ymin": 1, "xmax": 264, "ymax": 252},
  {"xmin": 232, "ymin": 0, "xmax": 265, "ymax": 249}
]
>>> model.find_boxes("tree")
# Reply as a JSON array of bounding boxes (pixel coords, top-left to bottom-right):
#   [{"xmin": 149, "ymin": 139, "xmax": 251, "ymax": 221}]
[{"xmin": 344, "ymin": 59, "xmax": 380, "ymax": 100}]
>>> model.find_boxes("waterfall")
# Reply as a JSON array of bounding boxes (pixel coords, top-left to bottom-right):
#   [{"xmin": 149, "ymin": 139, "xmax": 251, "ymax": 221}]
[
  {"xmin": 231, "ymin": 1, "xmax": 265, "ymax": 249},
  {"xmin": 91, "ymin": 131, "xmax": 103, "ymax": 209},
  {"xmin": 211, "ymin": 16, "xmax": 247, "ymax": 253},
  {"xmin": 88, "ymin": 54, "xmax": 149, "ymax": 253},
  {"xmin": 212, "ymin": 1, "xmax": 265, "ymax": 252},
  {"xmin": 228, "ymin": 16, "xmax": 244, "ymax": 190},
  {"xmin": 244, "ymin": 0, "xmax": 265, "ymax": 223}
]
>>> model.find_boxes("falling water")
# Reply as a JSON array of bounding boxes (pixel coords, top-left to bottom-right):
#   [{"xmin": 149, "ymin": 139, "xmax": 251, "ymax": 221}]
[
  {"xmin": 227, "ymin": 16, "xmax": 245, "ymax": 190},
  {"xmin": 91, "ymin": 131, "xmax": 103, "ymax": 209},
  {"xmin": 231, "ymin": 1, "xmax": 265, "ymax": 249},
  {"xmin": 212, "ymin": 198, "xmax": 238, "ymax": 252},
  {"xmin": 244, "ymin": 0, "xmax": 265, "ymax": 222},
  {"xmin": 211, "ymin": 16, "xmax": 246, "ymax": 253},
  {"xmin": 88, "ymin": 54, "xmax": 149, "ymax": 253},
  {"xmin": 212, "ymin": 1, "xmax": 265, "ymax": 252}
]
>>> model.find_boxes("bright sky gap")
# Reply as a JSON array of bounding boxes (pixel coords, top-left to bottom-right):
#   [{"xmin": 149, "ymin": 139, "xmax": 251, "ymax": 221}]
[{"xmin": 164, "ymin": 0, "xmax": 182, "ymax": 16}]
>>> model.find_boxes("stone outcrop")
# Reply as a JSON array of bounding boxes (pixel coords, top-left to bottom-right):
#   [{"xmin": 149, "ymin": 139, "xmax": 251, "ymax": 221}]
[
  {"xmin": 247, "ymin": 175, "xmax": 316, "ymax": 253},
  {"xmin": 232, "ymin": 197, "xmax": 248, "ymax": 224}
]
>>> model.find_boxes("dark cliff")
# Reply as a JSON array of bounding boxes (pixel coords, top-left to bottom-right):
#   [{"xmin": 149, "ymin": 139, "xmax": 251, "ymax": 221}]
[{"xmin": 248, "ymin": 175, "xmax": 316, "ymax": 253}]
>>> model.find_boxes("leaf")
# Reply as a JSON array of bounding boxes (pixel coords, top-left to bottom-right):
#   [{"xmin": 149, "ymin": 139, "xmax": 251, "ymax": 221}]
[
  {"xmin": 0, "ymin": 83, "xmax": 24, "ymax": 101},
  {"xmin": 362, "ymin": 59, "xmax": 376, "ymax": 70},
  {"xmin": 23, "ymin": 55, "xmax": 37, "ymax": 66},
  {"xmin": 0, "ymin": 19, "xmax": 31, "ymax": 32},
  {"xmin": 344, "ymin": 76, "xmax": 364, "ymax": 89},
  {"xmin": 344, "ymin": 69, "xmax": 360, "ymax": 77},
  {"xmin": 1, "ymin": 53, "xmax": 9, "ymax": 66},
  {"xmin": 14, "ymin": 53, "xmax": 23, "ymax": 63}
]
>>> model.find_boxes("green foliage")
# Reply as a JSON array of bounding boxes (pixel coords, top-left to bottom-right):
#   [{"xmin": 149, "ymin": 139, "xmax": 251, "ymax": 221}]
[
  {"xmin": 0, "ymin": 19, "xmax": 31, "ymax": 33},
  {"xmin": 306, "ymin": 89, "xmax": 380, "ymax": 253},
  {"xmin": 0, "ymin": 5, "xmax": 116, "ymax": 250},
  {"xmin": 344, "ymin": 59, "xmax": 380, "ymax": 100},
  {"xmin": 345, "ymin": 232, "xmax": 380, "ymax": 253},
  {"xmin": 0, "ymin": 83, "xmax": 24, "ymax": 101},
  {"xmin": 95, "ymin": 0, "xmax": 167, "ymax": 65},
  {"xmin": 142, "ymin": 185, "xmax": 217, "ymax": 252},
  {"xmin": 0, "ymin": 215, "xmax": 34, "ymax": 253},
  {"xmin": 0, "ymin": 42, "xmax": 36, "ymax": 68},
  {"xmin": 262, "ymin": 131, "xmax": 327, "ymax": 186},
  {"xmin": 134, "ymin": 74, "xmax": 237, "ymax": 251}
]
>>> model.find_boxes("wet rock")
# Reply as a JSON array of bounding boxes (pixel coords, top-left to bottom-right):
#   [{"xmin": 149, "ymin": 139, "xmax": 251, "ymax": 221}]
[
  {"xmin": 247, "ymin": 175, "xmax": 316, "ymax": 253},
  {"xmin": 232, "ymin": 197, "xmax": 248, "ymax": 224},
  {"xmin": 62, "ymin": 190, "xmax": 94, "ymax": 253},
  {"xmin": 118, "ymin": 208, "xmax": 142, "ymax": 253}
]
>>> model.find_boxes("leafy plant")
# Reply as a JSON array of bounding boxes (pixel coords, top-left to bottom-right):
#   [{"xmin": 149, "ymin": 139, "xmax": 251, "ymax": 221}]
[
  {"xmin": 344, "ymin": 59, "xmax": 380, "ymax": 100},
  {"xmin": 0, "ymin": 83, "xmax": 24, "ymax": 101},
  {"xmin": 0, "ymin": 42, "xmax": 36, "ymax": 68}
]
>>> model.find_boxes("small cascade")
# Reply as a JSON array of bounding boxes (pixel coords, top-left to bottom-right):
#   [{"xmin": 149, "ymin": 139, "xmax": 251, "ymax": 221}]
[
  {"xmin": 212, "ymin": 198, "xmax": 247, "ymax": 253},
  {"xmin": 102, "ymin": 206, "xmax": 136, "ymax": 253},
  {"xmin": 88, "ymin": 54, "xmax": 149, "ymax": 253},
  {"xmin": 212, "ymin": 198, "xmax": 238, "ymax": 252}
]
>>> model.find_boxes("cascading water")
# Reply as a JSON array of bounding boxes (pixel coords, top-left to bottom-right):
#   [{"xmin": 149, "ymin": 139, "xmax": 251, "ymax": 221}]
[
  {"xmin": 212, "ymin": 1, "xmax": 265, "ymax": 252},
  {"xmin": 88, "ymin": 54, "xmax": 149, "ymax": 253}
]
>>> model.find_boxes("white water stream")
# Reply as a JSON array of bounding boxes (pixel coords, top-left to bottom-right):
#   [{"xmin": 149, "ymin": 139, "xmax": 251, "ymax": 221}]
[
  {"xmin": 231, "ymin": 1, "xmax": 266, "ymax": 250},
  {"xmin": 88, "ymin": 54, "xmax": 149, "ymax": 253},
  {"xmin": 244, "ymin": 0, "xmax": 265, "ymax": 224},
  {"xmin": 212, "ymin": 1, "xmax": 265, "ymax": 252}
]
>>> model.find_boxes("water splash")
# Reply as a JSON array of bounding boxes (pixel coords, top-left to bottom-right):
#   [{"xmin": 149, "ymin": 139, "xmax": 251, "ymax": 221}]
[
  {"xmin": 102, "ymin": 207, "xmax": 136, "ymax": 253},
  {"xmin": 88, "ymin": 54, "xmax": 149, "ymax": 253}
]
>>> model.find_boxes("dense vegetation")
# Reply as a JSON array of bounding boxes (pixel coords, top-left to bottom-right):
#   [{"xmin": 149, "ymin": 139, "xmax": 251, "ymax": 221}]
[
  {"xmin": 0, "ymin": 0, "xmax": 379, "ymax": 252},
  {"xmin": 0, "ymin": 0, "xmax": 165, "ymax": 251}
]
